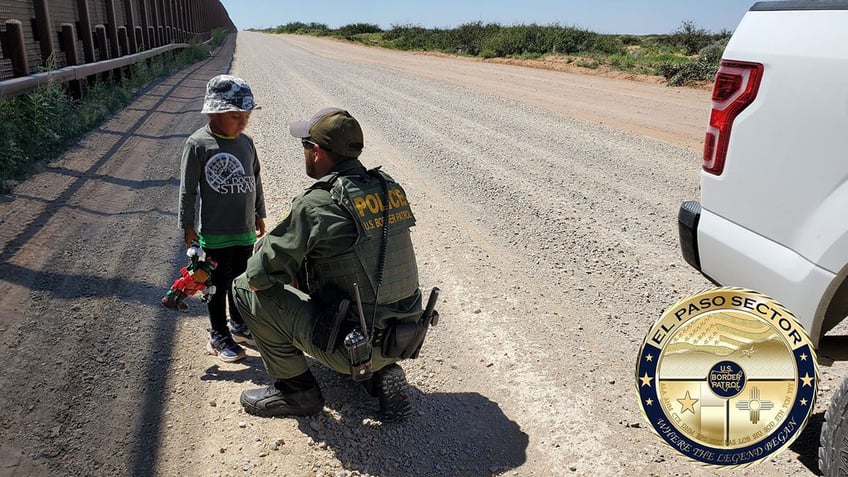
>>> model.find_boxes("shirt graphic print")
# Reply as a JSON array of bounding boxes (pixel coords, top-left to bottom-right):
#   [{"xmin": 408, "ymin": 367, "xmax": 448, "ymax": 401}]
[{"xmin": 205, "ymin": 152, "xmax": 256, "ymax": 194}]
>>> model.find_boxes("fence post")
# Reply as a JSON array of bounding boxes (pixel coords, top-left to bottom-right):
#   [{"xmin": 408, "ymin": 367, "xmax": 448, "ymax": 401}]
[
  {"xmin": 151, "ymin": 0, "xmax": 164, "ymax": 47},
  {"xmin": 192, "ymin": 0, "xmax": 199, "ymax": 37},
  {"xmin": 147, "ymin": 26, "xmax": 157, "ymax": 48},
  {"xmin": 104, "ymin": 0, "xmax": 121, "ymax": 57},
  {"xmin": 118, "ymin": 26, "xmax": 129, "ymax": 56},
  {"xmin": 117, "ymin": 26, "xmax": 132, "ymax": 77},
  {"xmin": 76, "ymin": 0, "xmax": 96, "ymax": 64},
  {"xmin": 122, "ymin": 0, "xmax": 138, "ymax": 54},
  {"xmin": 5, "ymin": 20, "xmax": 30, "ymax": 77},
  {"xmin": 134, "ymin": 26, "xmax": 144, "ymax": 51},
  {"xmin": 176, "ymin": 0, "xmax": 186, "ymax": 42},
  {"xmin": 170, "ymin": 1, "xmax": 178, "ymax": 42},
  {"xmin": 118, "ymin": 27, "xmax": 132, "ymax": 81},
  {"xmin": 94, "ymin": 25, "xmax": 109, "ymax": 60},
  {"xmin": 93, "ymin": 24, "xmax": 114, "ymax": 82},
  {"xmin": 137, "ymin": 0, "xmax": 149, "ymax": 50},
  {"xmin": 159, "ymin": 0, "xmax": 171, "ymax": 43},
  {"xmin": 60, "ymin": 24, "xmax": 83, "ymax": 98},
  {"xmin": 33, "ymin": 0, "xmax": 56, "ymax": 67}
]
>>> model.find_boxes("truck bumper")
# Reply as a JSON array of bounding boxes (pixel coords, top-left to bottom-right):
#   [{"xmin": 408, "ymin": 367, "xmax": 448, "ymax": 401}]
[
  {"xmin": 678, "ymin": 204, "xmax": 836, "ymax": 346},
  {"xmin": 678, "ymin": 201, "xmax": 702, "ymax": 271}
]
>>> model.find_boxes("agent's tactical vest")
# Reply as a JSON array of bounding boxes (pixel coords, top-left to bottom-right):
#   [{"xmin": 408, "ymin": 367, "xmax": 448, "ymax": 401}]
[{"xmin": 306, "ymin": 168, "xmax": 419, "ymax": 306}]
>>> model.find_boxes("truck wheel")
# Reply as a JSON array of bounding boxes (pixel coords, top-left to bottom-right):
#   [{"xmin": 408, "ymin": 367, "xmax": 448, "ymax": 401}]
[{"xmin": 820, "ymin": 375, "xmax": 848, "ymax": 476}]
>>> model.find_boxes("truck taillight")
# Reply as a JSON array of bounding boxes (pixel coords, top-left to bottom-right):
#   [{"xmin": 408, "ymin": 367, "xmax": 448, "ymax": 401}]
[{"xmin": 703, "ymin": 60, "xmax": 763, "ymax": 175}]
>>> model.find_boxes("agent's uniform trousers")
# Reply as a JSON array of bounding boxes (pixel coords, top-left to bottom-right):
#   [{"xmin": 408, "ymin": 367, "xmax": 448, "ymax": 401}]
[{"xmin": 232, "ymin": 275, "xmax": 395, "ymax": 379}]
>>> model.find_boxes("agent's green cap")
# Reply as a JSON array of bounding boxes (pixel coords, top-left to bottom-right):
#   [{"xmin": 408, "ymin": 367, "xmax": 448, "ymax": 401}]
[{"xmin": 290, "ymin": 107, "xmax": 364, "ymax": 158}]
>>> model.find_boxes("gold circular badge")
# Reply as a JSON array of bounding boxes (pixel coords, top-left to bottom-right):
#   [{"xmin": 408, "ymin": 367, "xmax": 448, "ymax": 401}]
[{"xmin": 636, "ymin": 287, "xmax": 818, "ymax": 468}]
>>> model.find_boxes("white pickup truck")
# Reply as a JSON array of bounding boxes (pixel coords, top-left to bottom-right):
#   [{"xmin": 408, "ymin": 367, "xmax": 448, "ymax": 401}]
[{"xmin": 675, "ymin": 0, "xmax": 848, "ymax": 474}]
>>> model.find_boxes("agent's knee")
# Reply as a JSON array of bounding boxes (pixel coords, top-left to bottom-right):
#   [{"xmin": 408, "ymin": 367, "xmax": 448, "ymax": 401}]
[{"xmin": 232, "ymin": 278, "xmax": 258, "ymax": 323}]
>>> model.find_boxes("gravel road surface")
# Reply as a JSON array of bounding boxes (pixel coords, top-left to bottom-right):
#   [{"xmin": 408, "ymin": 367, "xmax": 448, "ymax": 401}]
[{"xmin": 0, "ymin": 32, "xmax": 843, "ymax": 477}]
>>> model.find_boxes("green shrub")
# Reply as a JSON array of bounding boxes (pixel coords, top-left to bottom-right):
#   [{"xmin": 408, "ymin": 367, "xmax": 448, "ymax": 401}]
[
  {"xmin": 479, "ymin": 27, "xmax": 526, "ymax": 57},
  {"xmin": 619, "ymin": 35, "xmax": 641, "ymax": 46},
  {"xmin": 673, "ymin": 20, "xmax": 713, "ymax": 56},
  {"xmin": 699, "ymin": 38, "xmax": 729, "ymax": 65},
  {"xmin": 336, "ymin": 23, "xmax": 382, "ymax": 40},
  {"xmin": 0, "ymin": 99, "xmax": 24, "ymax": 183},
  {"xmin": 576, "ymin": 58, "xmax": 600, "ymax": 69},
  {"xmin": 591, "ymin": 35, "xmax": 625, "ymax": 56},
  {"xmin": 209, "ymin": 28, "xmax": 230, "ymax": 48},
  {"xmin": 384, "ymin": 24, "xmax": 447, "ymax": 51},
  {"xmin": 349, "ymin": 32, "xmax": 383, "ymax": 46},
  {"xmin": 550, "ymin": 26, "xmax": 596, "ymax": 55},
  {"xmin": 609, "ymin": 53, "xmax": 636, "ymax": 70},
  {"xmin": 658, "ymin": 56, "xmax": 718, "ymax": 86},
  {"xmin": 445, "ymin": 21, "xmax": 500, "ymax": 55},
  {"xmin": 270, "ymin": 22, "xmax": 329, "ymax": 35}
]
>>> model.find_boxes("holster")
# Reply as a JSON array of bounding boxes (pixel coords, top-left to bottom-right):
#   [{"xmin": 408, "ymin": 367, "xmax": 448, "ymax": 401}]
[
  {"xmin": 381, "ymin": 313, "xmax": 436, "ymax": 359},
  {"xmin": 310, "ymin": 287, "xmax": 355, "ymax": 353}
]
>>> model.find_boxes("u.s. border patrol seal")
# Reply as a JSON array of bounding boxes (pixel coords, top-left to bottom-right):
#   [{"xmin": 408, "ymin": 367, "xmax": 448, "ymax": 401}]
[{"xmin": 636, "ymin": 287, "xmax": 818, "ymax": 468}]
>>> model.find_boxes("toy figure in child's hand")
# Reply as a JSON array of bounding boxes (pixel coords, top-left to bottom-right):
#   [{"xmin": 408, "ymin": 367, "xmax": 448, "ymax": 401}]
[{"xmin": 161, "ymin": 241, "xmax": 218, "ymax": 311}]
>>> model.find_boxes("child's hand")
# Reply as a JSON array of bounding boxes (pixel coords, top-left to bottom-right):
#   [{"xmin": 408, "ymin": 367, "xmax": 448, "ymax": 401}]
[
  {"xmin": 256, "ymin": 218, "xmax": 266, "ymax": 238},
  {"xmin": 184, "ymin": 228, "xmax": 199, "ymax": 247}
]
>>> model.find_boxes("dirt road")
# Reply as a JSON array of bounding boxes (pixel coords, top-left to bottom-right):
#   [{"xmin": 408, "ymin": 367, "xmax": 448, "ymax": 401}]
[{"xmin": 0, "ymin": 32, "xmax": 839, "ymax": 476}]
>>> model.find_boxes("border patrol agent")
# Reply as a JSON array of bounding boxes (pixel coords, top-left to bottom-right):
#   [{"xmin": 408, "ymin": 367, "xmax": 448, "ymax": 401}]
[{"xmin": 233, "ymin": 108, "xmax": 424, "ymax": 421}]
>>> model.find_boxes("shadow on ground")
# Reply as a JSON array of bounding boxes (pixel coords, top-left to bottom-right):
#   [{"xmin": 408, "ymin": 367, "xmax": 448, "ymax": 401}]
[
  {"xmin": 303, "ymin": 368, "xmax": 528, "ymax": 477},
  {"xmin": 197, "ymin": 359, "xmax": 527, "ymax": 477}
]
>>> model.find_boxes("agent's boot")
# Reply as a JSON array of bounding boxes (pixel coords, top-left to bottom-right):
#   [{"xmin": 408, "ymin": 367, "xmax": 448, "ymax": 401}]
[
  {"xmin": 240, "ymin": 369, "xmax": 324, "ymax": 417},
  {"xmin": 372, "ymin": 363, "xmax": 412, "ymax": 421}
]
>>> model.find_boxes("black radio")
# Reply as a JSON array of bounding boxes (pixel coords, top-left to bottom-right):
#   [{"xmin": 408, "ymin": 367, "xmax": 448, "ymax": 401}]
[{"xmin": 346, "ymin": 283, "xmax": 373, "ymax": 381}]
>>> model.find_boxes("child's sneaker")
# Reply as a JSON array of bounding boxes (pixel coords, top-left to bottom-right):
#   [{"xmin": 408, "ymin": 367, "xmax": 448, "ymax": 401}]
[
  {"xmin": 229, "ymin": 320, "xmax": 256, "ymax": 347},
  {"xmin": 206, "ymin": 329, "xmax": 246, "ymax": 362}
]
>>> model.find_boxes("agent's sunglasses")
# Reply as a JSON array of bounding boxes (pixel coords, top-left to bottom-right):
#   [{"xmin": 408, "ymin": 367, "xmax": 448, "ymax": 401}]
[{"xmin": 301, "ymin": 138, "xmax": 319, "ymax": 149}]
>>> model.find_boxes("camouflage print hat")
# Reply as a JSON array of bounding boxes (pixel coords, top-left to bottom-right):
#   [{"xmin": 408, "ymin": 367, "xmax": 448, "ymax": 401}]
[
  {"xmin": 201, "ymin": 74, "xmax": 260, "ymax": 113},
  {"xmin": 289, "ymin": 107, "xmax": 364, "ymax": 158}
]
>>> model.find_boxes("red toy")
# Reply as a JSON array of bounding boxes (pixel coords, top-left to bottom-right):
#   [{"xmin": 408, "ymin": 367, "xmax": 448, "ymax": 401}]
[{"xmin": 161, "ymin": 241, "xmax": 218, "ymax": 311}]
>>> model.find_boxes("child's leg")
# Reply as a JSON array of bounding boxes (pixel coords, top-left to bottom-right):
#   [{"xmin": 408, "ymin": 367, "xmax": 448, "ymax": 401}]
[
  {"xmin": 227, "ymin": 245, "xmax": 254, "ymax": 326},
  {"xmin": 205, "ymin": 247, "xmax": 235, "ymax": 335}
]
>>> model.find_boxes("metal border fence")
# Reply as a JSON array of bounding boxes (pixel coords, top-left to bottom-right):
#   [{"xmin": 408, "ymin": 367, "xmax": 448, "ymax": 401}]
[{"xmin": 0, "ymin": 0, "xmax": 234, "ymax": 98}]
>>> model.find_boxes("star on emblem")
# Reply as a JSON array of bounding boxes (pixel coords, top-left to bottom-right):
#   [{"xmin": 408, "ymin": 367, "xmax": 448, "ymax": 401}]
[
  {"xmin": 639, "ymin": 373, "xmax": 653, "ymax": 387},
  {"xmin": 741, "ymin": 345, "xmax": 757, "ymax": 358},
  {"xmin": 801, "ymin": 373, "xmax": 814, "ymax": 387},
  {"xmin": 800, "ymin": 353, "xmax": 808, "ymax": 361},
  {"xmin": 645, "ymin": 398, "xmax": 654, "ymax": 406},
  {"xmin": 645, "ymin": 354, "xmax": 653, "ymax": 362},
  {"xmin": 800, "ymin": 398, "xmax": 809, "ymax": 406},
  {"xmin": 677, "ymin": 390, "xmax": 699, "ymax": 414}
]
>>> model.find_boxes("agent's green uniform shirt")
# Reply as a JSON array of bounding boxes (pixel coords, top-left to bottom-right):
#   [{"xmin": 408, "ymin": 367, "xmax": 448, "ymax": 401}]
[
  {"xmin": 243, "ymin": 160, "xmax": 361, "ymax": 291},
  {"xmin": 235, "ymin": 159, "xmax": 422, "ymax": 378}
]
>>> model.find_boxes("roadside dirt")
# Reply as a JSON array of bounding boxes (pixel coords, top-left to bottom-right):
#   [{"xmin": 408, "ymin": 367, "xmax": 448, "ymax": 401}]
[
  {"xmin": 275, "ymin": 35, "xmax": 713, "ymax": 152},
  {"xmin": 0, "ymin": 32, "xmax": 835, "ymax": 477}
]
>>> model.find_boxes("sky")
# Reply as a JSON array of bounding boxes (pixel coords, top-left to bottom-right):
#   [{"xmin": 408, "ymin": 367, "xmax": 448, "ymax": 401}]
[{"xmin": 219, "ymin": 0, "xmax": 756, "ymax": 35}]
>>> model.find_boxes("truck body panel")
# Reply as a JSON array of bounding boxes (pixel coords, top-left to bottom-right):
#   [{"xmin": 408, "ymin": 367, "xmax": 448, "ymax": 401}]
[{"xmin": 680, "ymin": 2, "xmax": 848, "ymax": 346}]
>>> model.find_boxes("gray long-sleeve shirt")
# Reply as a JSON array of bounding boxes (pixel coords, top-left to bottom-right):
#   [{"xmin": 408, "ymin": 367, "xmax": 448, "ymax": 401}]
[{"xmin": 178, "ymin": 126, "xmax": 266, "ymax": 235}]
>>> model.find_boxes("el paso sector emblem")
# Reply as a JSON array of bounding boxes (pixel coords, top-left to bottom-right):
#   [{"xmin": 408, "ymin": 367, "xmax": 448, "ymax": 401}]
[{"xmin": 636, "ymin": 287, "xmax": 818, "ymax": 468}]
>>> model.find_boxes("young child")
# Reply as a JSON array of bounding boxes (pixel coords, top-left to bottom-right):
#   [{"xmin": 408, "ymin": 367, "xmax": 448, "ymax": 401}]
[{"xmin": 178, "ymin": 74, "xmax": 266, "ymax": 362}]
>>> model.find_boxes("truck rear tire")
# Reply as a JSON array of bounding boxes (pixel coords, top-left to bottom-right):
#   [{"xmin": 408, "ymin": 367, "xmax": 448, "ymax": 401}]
[{"xmin": 820, "ymin": 375, "xmax": 848, "ymax": 476}]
